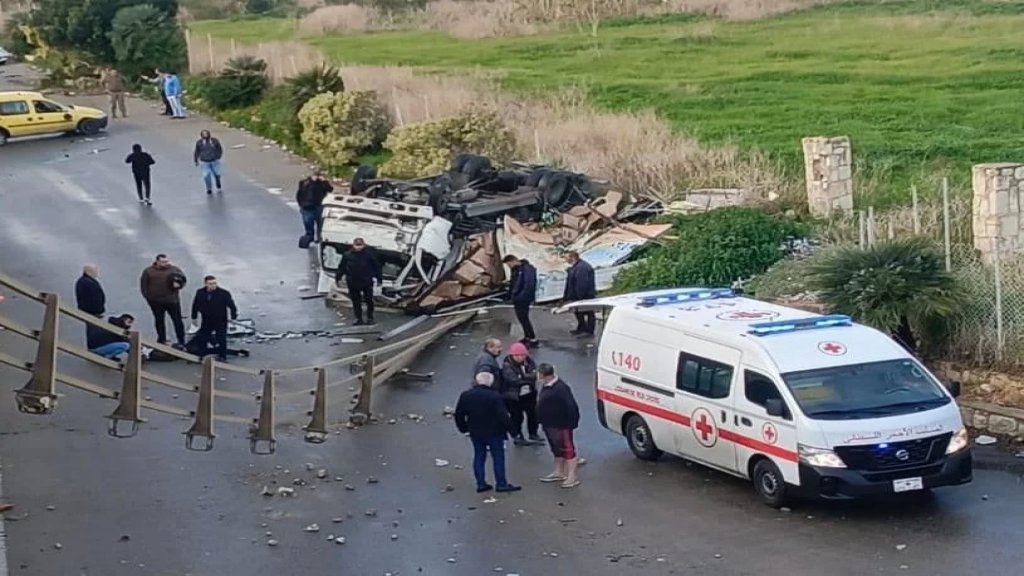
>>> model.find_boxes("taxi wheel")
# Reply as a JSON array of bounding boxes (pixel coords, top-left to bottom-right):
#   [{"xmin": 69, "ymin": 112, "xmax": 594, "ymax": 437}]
[
  {"xmin": 0, "ymin": 130, "xmax": 8, "ymax": 146},
  {"xmin": 625, "ymin": 415, "xmax": 662, "ymax": 461},
  {"xmin": 753, "ymin": 458, "xmax": 788, "ymax": 508},
  {"xmin": 78, "ymin": 119, "xmax": 102, "ymax": 136}
]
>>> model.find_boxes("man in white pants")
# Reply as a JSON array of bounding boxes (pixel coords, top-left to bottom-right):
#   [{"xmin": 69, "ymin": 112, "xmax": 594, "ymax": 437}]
[{"xmin": 163, "ymin": 71, "xmax": 186, "ymax": 119}]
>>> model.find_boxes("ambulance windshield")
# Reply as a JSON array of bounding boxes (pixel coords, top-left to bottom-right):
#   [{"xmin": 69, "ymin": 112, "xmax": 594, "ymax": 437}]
[{"xmin": 781, "ymin": 359, "xmax": 950, "ymax": 420}]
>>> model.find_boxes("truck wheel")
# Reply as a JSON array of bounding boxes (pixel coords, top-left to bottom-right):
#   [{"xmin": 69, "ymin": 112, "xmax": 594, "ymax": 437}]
[
  {"xmin": 451, "ymin": 153, "xmax": 474, "ymax": 173},
  {"xmin": 460, "ymin": 155, "xmax": 492, "ymax": 182},
  {"xmin": 625, "ymin": 415, "xmax": 662, "ymax": 461},
  {"xmin": 539, "ymin": 172, "xmax": 572, "ymax": 208},
  {"xmin": 525, "ymin": 168, "xmax": 548, "ymax": 188},
  {"xmin": 0, "ymin": 129, "xmax": 8, "ymax": 146},
  {"xmin": 752, "ymin": 458, "xmax": 789, "ymax": 508},
  {"xmin": 78, "ymin": 119, "xmax": 102, "ymax": 136},
  {"xmin": 351, "ymin": 165, "xmax": 377, "ymax": 194}
]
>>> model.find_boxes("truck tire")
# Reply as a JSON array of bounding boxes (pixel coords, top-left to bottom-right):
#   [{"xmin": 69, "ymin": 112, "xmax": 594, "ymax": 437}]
[
  {"xmin": 538, "ymin": 171, "xmax": 572, "ymax": 208},
  {"xmin": 460, "ymin": 155, "xmax": 492, "ymax": 182},
  {"xmin": 451, "ymin": 153, "xmax": 474, "ymax": 173},
  {"xmin": 351, "ymin": 165, "xmax": 377, "ymax": 194},
  {"xmin": 0, "ymin": 129, "xmax": 8, "ymax": 146},
  {"xmin": 752, "ymin": 458, "xmax": 789, "ymax": 508},
  {"xmin": 525, "ymin": 168, "xmax": 548, "ymax": 188},
  {"xmin": 428, "ymin": 175, "xmax": 452, "ymax": 215},
  {"xmin": 625, "ymin": 415, "xmax": 662, "ymax": 461}
]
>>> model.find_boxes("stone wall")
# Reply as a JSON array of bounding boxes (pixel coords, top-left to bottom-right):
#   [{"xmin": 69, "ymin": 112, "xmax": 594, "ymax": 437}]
[
  {"xmin": 972, "ymin": 162, "xmax": 1024, "ymax": 261},
  {"xmin": 960, "ymin": 402, "xmax": 1024, "ymax": 441},
  {"xmin": 802, "ymin": 136, "xmax": 854, "ymax": 218}
]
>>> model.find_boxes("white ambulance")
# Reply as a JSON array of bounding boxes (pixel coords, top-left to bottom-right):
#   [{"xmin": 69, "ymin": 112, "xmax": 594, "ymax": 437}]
[{"xmin": 559, "ymin": 287, "xmax": 972, "ymax": 507}]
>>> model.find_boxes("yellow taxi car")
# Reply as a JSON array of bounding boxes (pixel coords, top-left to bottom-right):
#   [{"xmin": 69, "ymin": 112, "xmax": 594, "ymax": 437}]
[{"xmin": 0, "ymin": 91, "xmax": 108, "ymax": 146}]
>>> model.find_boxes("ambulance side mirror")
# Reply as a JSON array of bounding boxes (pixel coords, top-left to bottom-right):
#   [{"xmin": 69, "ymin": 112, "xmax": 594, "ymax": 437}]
[
  {"xmin": 947, "ymin": 381, "xmax": 962, "ymax": 399},
  {"xmin": 765, "ymin": 399, "xmax": 786, "ymax": 418}
]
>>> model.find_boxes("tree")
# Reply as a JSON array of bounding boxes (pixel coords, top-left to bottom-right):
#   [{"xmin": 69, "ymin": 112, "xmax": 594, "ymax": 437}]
[
  {"xmin": 806, "ymin": 237, "xmax": 965, "ymax": 353},
  {"xmin": 246, "ymin": 0, "xmax": 276, "ymax": 14},
  {"xmin": 109, "ymin": 4, "xmax": 186, "ymax": 81},
  {"xmin": 28, "ymin": 0, "xmax": 178, "ymax": 63}
]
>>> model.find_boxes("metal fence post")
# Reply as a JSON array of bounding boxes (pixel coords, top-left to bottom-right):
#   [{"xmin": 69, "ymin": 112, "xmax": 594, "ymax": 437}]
[
  {"xmin": 350, "ymin": 354, "xmax": 375, "ymax": 425},
  {"xmin": 858, "ymin": 210, "xmax": 866, "ymax": 247},
  {"xmin": 15, "ymin": 292, "xmax": 60, "ymax": 414},
  {"xmin": 994, "ymin": 240, "xmax": 1004, "ymax": 363},
  {"xmin": 942, "ymin": 177, "xmax": 952, "ymax": 272},
  {"xmin": 304, "ymin": 368, "xmax": 329, "ymax": 443},
  {"xmin": 107, "ymin": 331, "xmax": 145, "ymax": 438},
  {"xmin": 250, "ymin": 370, "xmax": 277, "ymax": 455},
  {"xmin": 185, "ymin": 356, "xmax": 216, "ymax": 451},
  {"xmin": 911, "ymin": 185, "xmax": 921, "ymax": 235},
  {"xmin": 866, "ymin": 206, "xmax": 876, "ymax": 247}
]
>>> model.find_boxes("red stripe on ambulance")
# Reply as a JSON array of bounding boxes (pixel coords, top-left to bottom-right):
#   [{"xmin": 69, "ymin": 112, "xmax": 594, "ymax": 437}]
[{"xmin": 597, "ymin": 390, "xmax": 798, "ymax": 462}]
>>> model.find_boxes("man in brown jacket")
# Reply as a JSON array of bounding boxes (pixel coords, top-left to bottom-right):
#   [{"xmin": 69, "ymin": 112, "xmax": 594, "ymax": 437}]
[
  {"xmin": 102, "ymin": 67, "xmax": 127, "ymax": 119},
  {"xmin": 140, "ymin": 254, "xmax": 187, "ymax": 347}
]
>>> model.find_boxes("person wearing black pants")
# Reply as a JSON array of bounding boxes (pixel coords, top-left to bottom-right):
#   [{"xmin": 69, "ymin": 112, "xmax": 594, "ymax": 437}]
[
  {"xmin": 334, "ymin": 237, "xmax": 383, "ymax": 325},
  {"xmin": 503, "ymin": 254, "xmax": 538, "ymax": 348},
  {"xmin": 501, "ymin": 342, "xmax": 542, "ymax": 446},
  {"xmin": 125, "ymin": 144, "xmax": 156, "ymax": 205},
  {"xmin": 563, "ymin": 250, "xmax": 597, "ymax": 336},
  {"xmin": 190, "ymin": 275, "xmax": 238, "ymax": 361},
  {"xmin": 140, "ymin": 254, "xmax": 188, "ymax": 347}
]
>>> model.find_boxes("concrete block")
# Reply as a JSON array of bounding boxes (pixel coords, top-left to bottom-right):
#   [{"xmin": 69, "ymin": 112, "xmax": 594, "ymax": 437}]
[
  {"xmin": 972, "ymin": 411, "xmax": 989, "ymax": 429},
  {"xmin": 988, "ymin": 414, "xmax": 1019, "ymax": 435}
]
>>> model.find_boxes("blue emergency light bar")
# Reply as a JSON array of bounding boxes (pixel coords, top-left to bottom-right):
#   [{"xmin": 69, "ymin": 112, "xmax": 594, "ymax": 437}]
[
  {"xmin": 637, "ymin": 288, "xmax": 735, "ymax": 307},
  {"xmin": 747, "ymin": 315, "xmax": 853, "ymax": 336}
]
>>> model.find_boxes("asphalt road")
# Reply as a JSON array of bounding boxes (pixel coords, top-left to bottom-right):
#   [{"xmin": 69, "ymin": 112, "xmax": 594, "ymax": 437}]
[{"xmin": 2, "ymin": 65, "xmax": 1024, "ymax": 576}]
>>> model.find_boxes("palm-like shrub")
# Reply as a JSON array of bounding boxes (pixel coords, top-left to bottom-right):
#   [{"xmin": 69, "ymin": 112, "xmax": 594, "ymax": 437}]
[
  {"xmin": 806, "ymin": 236, "xmax": 965, "ymax": 352},
  {"xmin": 286, "ymin": 64, "xmax": 345, "ymax": 111},
  {"xmin": 203, "ymin": 56, "xmax": 269, "ymax": 110}
]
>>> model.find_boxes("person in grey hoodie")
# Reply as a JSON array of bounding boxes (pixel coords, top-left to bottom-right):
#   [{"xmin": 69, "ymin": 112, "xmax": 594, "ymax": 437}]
[{"xmin": 194, "ymin": 130, "xmax": 224, "ymax": 195}]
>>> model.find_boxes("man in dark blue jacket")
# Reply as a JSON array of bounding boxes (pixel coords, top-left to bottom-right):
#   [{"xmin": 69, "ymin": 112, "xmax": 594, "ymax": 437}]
[
  {"xmin": 502, "ymin": 254, "xmax": 538, "ymax": 348},
  {"xmin": 454, "ymin": 371, "xmax": 522, "ymax": 494},
  {"xmin": 75, "ymin": 264, "xmax": 105, "ymax": 317},
  {"xmin": 334, "ymin": 237, "xmax": 383, "ymax": 325},
  {"xmin": 563, "ymin": 250, "xmax": 597, "ymax": 336}
]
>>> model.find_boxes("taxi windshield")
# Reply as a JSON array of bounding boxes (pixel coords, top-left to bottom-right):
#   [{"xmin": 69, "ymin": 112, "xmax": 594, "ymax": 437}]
[{"xmin": 781, "ymin": 359, "xmax": 950, "ymax": 420}]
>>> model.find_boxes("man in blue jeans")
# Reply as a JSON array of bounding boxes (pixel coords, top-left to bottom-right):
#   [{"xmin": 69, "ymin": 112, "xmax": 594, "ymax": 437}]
[
  {"xmin": 87, "ymin": 314, "xmax": 135, "ymax": 360},
  {"xmin": 454, "ymin": 371, "xmax": 523, "ymax": 494},
  {"xmin": 296, "ymin": 170, "xmax": 334, "ymax": 242},
  {"xmin": 194, "ymin": 130, "xmax": 224, "ymax": 195}
]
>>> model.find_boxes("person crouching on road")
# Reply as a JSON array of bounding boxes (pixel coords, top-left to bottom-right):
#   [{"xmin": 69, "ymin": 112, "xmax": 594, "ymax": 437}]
[
  {"xmin": 296, "ymin": 169, "xmax": 334, "ymax": 242},
  {"xmin": 455, "ymin": 371, "xmax": 522, "ymax": 494},
  {"xmin": 194, "ymin": 130, "xmax": 224, "ymax": 195},
  {"xmin": 190, "ymin": 275, "xmax": 238, "ymax": 362},
  {"xmin": 334, "ymin": 237, "xmax": 382, "ymax": 326},
  {"xmin": 140, "ymin": 254, "xmax": 188, "ymax": 348},
  {"xmin": 502, "ymin": 342, "xmax": 542, "ymax": 446},
  {"xmin": 126, "ymin": 144, "xmax": 156, "ymax": 205},
  {"xmin": 564, "ymin": 250, "xmax": 597, "ymax": 337},
  {"xmin": 536, "ymin": 362, "xmax": 581, "ymax": 488},
  {"xmin": 502, "ymin": 254, "xmax": 539, "ymax": 348},
  {"xmin": 87, "ymin": 314, "xmax": 135, "ymax": 360}
]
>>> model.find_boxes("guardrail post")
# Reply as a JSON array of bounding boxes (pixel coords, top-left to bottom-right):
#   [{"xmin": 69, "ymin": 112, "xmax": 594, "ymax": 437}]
[
  {"xmin": 349, "ymin": 354, "xmax": 375, "ymax": 426},
  {"xmin": 185, "ymin": 356, "xmax": 216, "ymax": 451},
  {"xmin": 249, "ymin": 370, "xmax": 276, "ymax": 455},
  {"xmin": 303, "ymin": 367, "xmax": 328, "ymax": 443},
  {"xmin": 15, "ymin": 292, "xmax": 60, "ymax": 414},
  {"xmin": 107, "ymin": 331, "xmax": 146, "ymax": 438}
]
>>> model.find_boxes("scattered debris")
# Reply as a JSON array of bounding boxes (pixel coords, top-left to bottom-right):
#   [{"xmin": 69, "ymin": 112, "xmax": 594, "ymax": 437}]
[
  {"xmin": 391, "ymin": 534, "xmax": 399, "ymax": 541},
  {"xmin": 45, "ymin": 505, "xmax": 55, "ymax": 511},
  {"xmin": 261, "ymin": 486, "xmax": 273, "ymax": 497},
  {"xmin": 267, "ymin": 539, "xmax": 279, "ymax": 547},
  {"xmin": 334, "ymin": 536, "xmax": 346, "ymax": 545},
  {"xmin": 277, "ymin": 487, "xmax": 295, "ymax": 497},
  {"xmin": 616, "ymin": 519, "xmax": 623, "ymax": 527},
  {"xmin": 895, "ymin": 544, "xmax": 907, "ymax": 551},
  {"xmin": 367, "ymin": 476, "xmax": 379, "ymax": 484},
  {"xmin": 435, "ymin": 459, "xmax": 450, "ymax": 467},
  {"xmin": 317, "ymin": 469, "xmax": 329, "ymax": 479},
  {"xmin": 332, "ymin": 517, "xmax": 344, "ymax": 523},
  {"xmin": 442, "ymin": 406, "xmax": 455, "ymax": 416},
  {"xmin": 483, "ymin": 497, "xmax": 498, "ymax": 504},
  {"xmin": 54, "ymin": 543, "xmax": 63, "ymax": 550},
  {"xmin": 975, "ymin": 435, "xmax": 998, "ymax": 446},
  {"xmin": 304, "ymin": 524, "xmax": 321, "ymax": 533},
  {"xmin": 365, "ymin": 509, "xmax": 378, "ymax": 517}
]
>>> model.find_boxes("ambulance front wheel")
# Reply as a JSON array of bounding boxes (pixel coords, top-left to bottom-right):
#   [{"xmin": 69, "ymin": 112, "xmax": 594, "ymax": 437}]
[
  {"xmin": 752, "ymin": 458, "xmax": 789, "ymax": 508},
  {"xmin": 625, "ymin": 415, "xmax": 662, "ymax": 461}
]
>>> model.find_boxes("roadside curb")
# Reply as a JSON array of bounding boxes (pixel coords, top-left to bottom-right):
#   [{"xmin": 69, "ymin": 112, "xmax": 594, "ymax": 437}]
[{"xmin": 0, "ymin": 458, "xmax": 8, "ymax": 576}]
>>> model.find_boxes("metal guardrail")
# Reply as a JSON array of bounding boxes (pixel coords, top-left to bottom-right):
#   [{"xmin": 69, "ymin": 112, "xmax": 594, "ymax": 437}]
[{"xmin": 0, "ymin": 272, "xmax": 474, "ymax": 454}]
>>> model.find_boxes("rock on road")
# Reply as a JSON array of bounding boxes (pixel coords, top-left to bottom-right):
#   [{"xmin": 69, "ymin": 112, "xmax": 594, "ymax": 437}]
[{"xmin": 1, "ymin": 65, "xmax": 1024, "ymax": 576}]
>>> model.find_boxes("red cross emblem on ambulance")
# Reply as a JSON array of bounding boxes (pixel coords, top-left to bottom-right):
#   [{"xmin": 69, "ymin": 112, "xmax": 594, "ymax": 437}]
[
  {"xmin": 818, "ymin": 341, "xmax": 847, "ymax": 356},
  {"xmin": 761, "ymin": 422, "xmax": 778, "ymax": 445},
  {"xmin": 691, "ymin": 407, "xmax": 718, "ymax": 448}
]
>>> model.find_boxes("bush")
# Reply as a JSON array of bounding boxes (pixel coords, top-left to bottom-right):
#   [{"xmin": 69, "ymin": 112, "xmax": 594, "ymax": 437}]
[
  {"xmin": 200, "ymin": 56, "xmax": 270, "ymax": 110},
  {"xmin": 298, "ymin": 90, "xmax": 390, "ymax": 170},
  {"xmin": 381, "ymin": 111, "xmax": 516, "ymax": 178},
  {"xmin": 27, "ymin": 0, "xmax": 178, "ymax": 63},
  {"xmin": 612, "ymin": 206, "xmax": 807, "ymax": 293},
  {"xmin": 108, "ymin": 4, "xmax": 186, "ymax": 82},
  {"xmin": 286, "ymin": 64, "xmax": 345, "ymax": 112},
  {"xmin": 805, "ymin": 237, "xmax": 965, "ymax": 352}
]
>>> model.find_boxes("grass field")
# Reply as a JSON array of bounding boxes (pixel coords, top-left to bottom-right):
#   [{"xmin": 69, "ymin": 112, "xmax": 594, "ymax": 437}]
[{"xmin": 191, "ymin": 1, "xmax": 1024, "ymax": 207}]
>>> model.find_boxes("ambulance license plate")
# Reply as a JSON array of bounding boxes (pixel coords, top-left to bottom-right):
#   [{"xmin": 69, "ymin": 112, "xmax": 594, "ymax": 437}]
[{"xmin": 893, "ymin": 477, "xmax": 923, "ymax": 493}]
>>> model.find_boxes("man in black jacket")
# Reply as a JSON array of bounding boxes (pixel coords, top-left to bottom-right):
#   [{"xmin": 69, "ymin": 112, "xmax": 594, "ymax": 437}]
[
  {"xmin": 501, "ymin": 342, "xmax": 542, "ymax": 446},
  {"xmin": 296, "ymin": 170, "xmax": 334, "ymax": 242},
  {"xmin": 454, "ymin": 371, "xmax": 522, "ymax": 494},
  {"xmin": 472, "ymin": 338, "xmax": 503, "ymax": 385},
  {"xmin": 335, "ymin": 238, "xmax": 382, "ymax": 325},
  {"xmin": 536, "ymin": 363, "xmax": 581, "ymax": 488},
  {"xmin": 75, "ymin": 264, "xmax": 105, "ymax": 317},
  {"xmin": 502, "ymin": 254, "xmax": 538, "ymax": 348},
  {"xmin": 563, "ymin": 251, "xmax": 597, "ymax": 336},
  {"xmin": 193, "ymin": 130, "xmax": 224, "ymax": 195},
  {"xmin": 125, "ymin": 144, "xmax": 156, "ymax": 205},
  {"xmin": 190, "ymin": 275, "xmax": 238, "ymax": 361}
]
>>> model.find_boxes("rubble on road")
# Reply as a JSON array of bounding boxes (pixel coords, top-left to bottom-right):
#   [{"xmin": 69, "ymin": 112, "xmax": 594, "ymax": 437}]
[{"xmin": 316, "ymin": 155, "xmax": 675, "ymax": 313}]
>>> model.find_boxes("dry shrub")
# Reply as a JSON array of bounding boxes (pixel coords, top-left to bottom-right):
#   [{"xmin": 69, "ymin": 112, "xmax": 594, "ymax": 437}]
[
  {"xmin": 298, "ymin": 5, "xmax": 383, "ymax": 35},
  {"xmin": 422, "ymin": 0, "xmax": 542, "ymax": 38},
  {"xmin": 342, "ymin": 64, "xmax": 788, "ymax": 201},
  {"xmin": 189, "ymin": 38, "xmax": 326, "ymax": 82},
  {"xmin": 648, "ymin": 0, "xmax": 838, "ymax": 20}
]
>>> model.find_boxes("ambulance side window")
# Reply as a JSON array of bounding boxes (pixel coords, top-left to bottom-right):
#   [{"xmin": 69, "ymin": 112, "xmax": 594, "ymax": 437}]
[
  {"xmin": 744, "ymin": 371, "xmax": 791, "ymax": 420},
  {"xmin": 676, "ymin": 353, "xmax": 733, "ymax": 399}
]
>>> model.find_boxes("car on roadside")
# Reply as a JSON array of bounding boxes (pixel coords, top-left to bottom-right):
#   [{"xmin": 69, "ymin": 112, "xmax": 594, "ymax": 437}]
[
  {"xmin": 0, "ymin": 46, "xmax": 11, "ymax": 65},
  {"xmin": 0, "ymin": 91, "xmax": 108, "ymax": 146}
]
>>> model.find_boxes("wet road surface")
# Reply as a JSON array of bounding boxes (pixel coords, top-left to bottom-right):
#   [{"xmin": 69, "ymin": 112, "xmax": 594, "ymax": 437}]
[{"xmin": 2, "ymin": 66, "xmax": 1024, "ymax": 576}]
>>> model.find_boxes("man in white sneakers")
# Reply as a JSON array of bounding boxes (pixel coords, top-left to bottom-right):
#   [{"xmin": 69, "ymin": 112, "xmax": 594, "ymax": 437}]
[{"xmin": 536, "ymin": 362, "xmax": 582, "ymax": 488}]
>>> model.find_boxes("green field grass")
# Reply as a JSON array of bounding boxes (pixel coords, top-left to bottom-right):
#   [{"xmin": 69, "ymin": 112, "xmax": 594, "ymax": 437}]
[{"xmin": 191, "ymin": 0, "xmax": 1024, "ymax": 207}]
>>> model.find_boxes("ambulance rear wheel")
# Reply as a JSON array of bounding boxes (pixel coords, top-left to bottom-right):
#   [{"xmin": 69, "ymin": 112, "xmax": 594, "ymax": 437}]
[
  {"xmin": 753, "ymin": 458, "xmax": 788, "ymax": 508},
  {"xmin": 625, "ymin": 415, "xmax": 662, "ymax": 461}
]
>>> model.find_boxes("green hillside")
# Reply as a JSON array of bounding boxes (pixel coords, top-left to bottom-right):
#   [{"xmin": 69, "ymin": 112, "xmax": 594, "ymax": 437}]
[{"xmin": 192, "ymin": 1, "xmax": 1024, "ymax": 207}]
